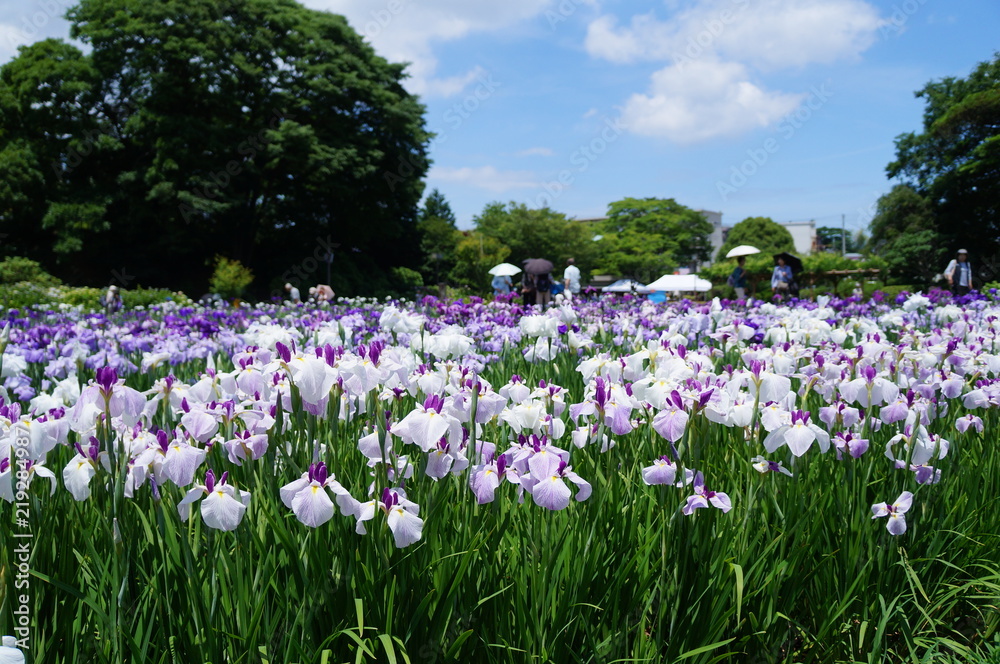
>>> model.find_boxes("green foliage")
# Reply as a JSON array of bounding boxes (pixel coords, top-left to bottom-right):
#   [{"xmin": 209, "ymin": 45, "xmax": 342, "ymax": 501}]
[
  {"xmin": 449, "ymin": 231, "xmax": 510, "ymax": 293},
  {"xmin": 881, "ymin": 229, "xmax": 947, "ymax": 286},
  {"xmin": 121, "ymin": 287, "xmax": 191, "ymax": 308},
  {"xmin": 867, "ymin": 185, "xmax": 938, "ymax": 251},
  {"xmin": 874, "ymin": 284, "xmax": 916, "ymax": 299},
  {"xmin": 0, "ymin": 281, "xmax": 58, "ymax": 309},
  {"xmin": 887, "ymin": 52, "xmax": 1000, "ymax": 257},
  {"xmin": 416, "ymin": 191, "xmax": 461, "ymax": 286},
  {"xmin": 474, "ymin": 201, "xmax": 598, "ymax": 281},
  {"xmin": 208, "ymin": 256, "xmax": 254, "ymax": 300},
  {"xmin": 0, "ymin": 284, "xmax": 190, "ymax": 311},
  {"xmin": 596, "ymin": 197, "xmax": 712, "ymax": 281},
  {"xmin": 389, "ymin": 266, "xmax": 423, "ymax": 298},
  {"xmin": 58, "ymin": 286, "xmax": 104, "ymax": 309},
  {"xmin": 0, "ymin": 256, "xmax": 61, "ymax": 286},
  {"xmin": 701, "ymin": 254, "xmax": 774, "ymax": 293},
  {"xmin": 8, "ymin": 314, "xmax": 1000, "ymax": 663},
  {"xmin": 0, "ymin": 0, "xmax": 430, "ymax": 295},
  {"xmin": 866, "ymin": 186, "xmax": 946, "ymax": 285},
  {"xmin": 419, "ymin": 188, "xmax": 457, "ymax": 226},
  {"xmin": 716, "ymin": 217, "xmax": 796, "ymax": 262},
  {"xmin": 702, "ymin": 253, "xmax": 888, "ymax": 297}
]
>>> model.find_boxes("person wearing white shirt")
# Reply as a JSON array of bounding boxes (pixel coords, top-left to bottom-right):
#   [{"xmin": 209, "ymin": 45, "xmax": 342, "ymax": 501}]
[
  {"xmin": 944, "ymin": 249, "xmax": 973, "ymax": 296},
  {"xmin": 563, "ymin": 258, "xmax": 581, "ymax": 296}
]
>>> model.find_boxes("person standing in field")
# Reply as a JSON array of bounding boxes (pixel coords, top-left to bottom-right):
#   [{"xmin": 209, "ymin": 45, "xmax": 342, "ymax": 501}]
[
  {"xmin": 285, "ymin": 282, "xmax": 301, "ymax": 303},
  {"xmin": 771, "ymin": 257, "xmax": 793, "ymax": 299},
  {"xmin": 105, "ymin": 285, "xmax": 123, "ymax": 315},
  {"xmin": 944, "ymin": 249, "xmax": 973, "ymax": 296},
  {"xmin": 730, "ymin": 256, "xmax": 747, "ymax": 300},
  {"xmin": 563, "ymin": 258, "xmax": 581, "ymax": 298},
  {"xmin": 492, "ymin": 273, "xmax": 513, "ymax": 296}
]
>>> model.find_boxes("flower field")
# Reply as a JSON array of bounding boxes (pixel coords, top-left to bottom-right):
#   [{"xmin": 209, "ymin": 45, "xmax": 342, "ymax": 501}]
[{"xmin": 2, "ymin": 292, "xmax": 1000, "ymax": 663}]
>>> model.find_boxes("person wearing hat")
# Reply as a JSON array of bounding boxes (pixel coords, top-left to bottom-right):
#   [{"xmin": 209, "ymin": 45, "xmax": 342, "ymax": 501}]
[
  {"xmin": 944, "ymin": 249, "xmax": 973, "ymax": 296},
  {"xmin": 104, "ymin": 285, "xmax": 123, "ymax": 315}
]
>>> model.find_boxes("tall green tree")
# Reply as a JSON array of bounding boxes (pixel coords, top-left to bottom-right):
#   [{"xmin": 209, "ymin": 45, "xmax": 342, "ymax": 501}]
[
  {"xmin": 596, "ymin": 197, "xmax": 712, "ymax": 282},
  {"xmin": 715, "ymin": 216, "xmax": 795, "ymax": 262},
  {"xmin": 416, "ymin": 189, "xmax": 460, "ymax": 286},
  {"xmin": 473, "ymin": 201, "xmax": 597, "ymax": 277},
  {"xmin": 0, "ymin": 0, "xmax": 430, "ymax": 295},
  {"xmin": 887, "ymin": 52, "xmax": 1000, "ymax": 257},
  {"xmin": 866, "ymin": 184, "xmax": 944, "ymax": 285}
]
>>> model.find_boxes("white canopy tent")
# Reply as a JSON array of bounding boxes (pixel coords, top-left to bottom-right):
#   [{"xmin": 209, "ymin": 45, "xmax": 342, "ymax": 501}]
[
  {"xmin": 601, "ymin": 279, "xmax": 652, "ymax": 293},
  {"xmin": 645, "ymin": 274, "xmax": 713, "ymax": 292}
]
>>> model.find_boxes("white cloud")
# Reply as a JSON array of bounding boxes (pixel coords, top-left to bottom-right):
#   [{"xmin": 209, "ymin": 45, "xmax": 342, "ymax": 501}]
[
  {"xmin": 419, "ymin": 66, "xmax": 488, "ymax": 98},
  {"xmin": 429, "ymin": 165, "xmax": 540, "ymax": 192},
  {"xmin": 312, "ymin": 0, "xmax": 554, "ymax": 97},
  {"xmin": 586, "ymin": 0, "xmax": 884, "ymax": 70},
  {"xmin": 586, "ymin": 0, "xmax": 883, "ymax": 143},
  {"xmin": 620, "ymin": 59, "xmax": 805, "ymax": 143},
  {"xmin": 516, "ymin": 147, "xmax": 555, "ymax": 157}
]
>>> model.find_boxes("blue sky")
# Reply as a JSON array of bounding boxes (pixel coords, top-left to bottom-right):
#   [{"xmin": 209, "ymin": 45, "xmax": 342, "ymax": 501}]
[{"xmin": 2, "ymin": 0, "xmax": 997, "ymax": 234}]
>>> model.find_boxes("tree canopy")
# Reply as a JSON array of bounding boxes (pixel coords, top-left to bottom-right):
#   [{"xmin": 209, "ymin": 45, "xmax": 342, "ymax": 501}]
[
  {"xmin": 595, "ymin": 198, "xmax": 712, "ymax": 282},
  {"xmin": 866, "ymin": 185, "xmax": 944, "ymax": 285},
  {"xmin": 473, "ymin": 201, "xmax": 597, "ymax": 275},
  {"xmin": 416, "ymin": 189, "xmax": 460, "ymax": 286},
  {"xmin": 716, "ymin": 217, "xmax": 795, "ymax": 262},
  {"xmin": 887, "ymin": 52, "xmax": 1000, "ymax": 257},
  {"xmin": 0, "ymin": 0, "xmax": 430, "ymax": 296}
]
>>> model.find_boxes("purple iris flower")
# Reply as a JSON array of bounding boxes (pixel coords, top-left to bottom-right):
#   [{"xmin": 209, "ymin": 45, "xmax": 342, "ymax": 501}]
[
  {"xmin": 871, "ymin": 491, "xmax": 913, "ymax": 535},
  {"xmin": 682, "ymin": 472, "xmax": 732, "ymax": 515}
]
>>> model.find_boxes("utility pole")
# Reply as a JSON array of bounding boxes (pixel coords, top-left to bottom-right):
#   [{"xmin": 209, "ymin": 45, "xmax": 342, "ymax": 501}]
[{"xmin": 841, "ymin": 213, "xmax": 846, "ymax": 255}]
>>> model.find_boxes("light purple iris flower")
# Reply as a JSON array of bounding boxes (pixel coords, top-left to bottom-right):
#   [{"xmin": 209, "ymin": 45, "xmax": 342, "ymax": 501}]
[
  {"xmin": 641, "ymin": 455, "xmax": 679, "ymax": 485},
  {"xmin": 832, "ymin": 432, "xmax": 869, "ymax": 460},
  {"xmin": 178, "ymin": 469, "xmax": 251, "ymax": 531},
  {"xmin": 651, "ymin": 390, "xmax": 689, "ymax": 443},
  {"xmin": 955, "ymin": 414, "xmax": 984, "ymax": 434},
  {"xmin": 391, "ymin": 394, "xmax": 463, "ymax": 452},
  {"xmin": 520, "ymin": 452, "xmax": 591, "ymax": 511},
  {"xmin": 682, "ymin": 471, "xmax": 732, "ymax": 515},
  {"xmin": 871, "ymin": 491, "xmax": 913, "ymax": 535},
  {"xmin": 469, "ymin": 452, "xmax": 511, "ymax": 504},
  {"xmin": 750, "ymin": 455, "xmax": 793, "ymax": 476},
  {"xmin": 349, "ymin": 488, "xmax": 424, "ymax": 548},
  {"xmin": 222, "ymin": 430, "xmax": 269, "ymax": 465},
  {"xmin": 424, "ymin": 437, "xmax": 469, "ymax": 480},
  {"xmin": 279, "ymin": 463, "xmax": 354, "ymax": 528},
  {"xmin": 569, "ymin": 377, "xmax": 636, "ymax": 436},
  {"xmin": 763, "ymin": 410, "xmax": 830, "ymax": 457},
  {"xmin": 62, "ymin": 437, "xmax": 111, "ymax": 501}
]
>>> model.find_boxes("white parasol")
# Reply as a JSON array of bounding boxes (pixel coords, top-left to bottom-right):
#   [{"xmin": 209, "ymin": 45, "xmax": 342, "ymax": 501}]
[
  {"xmin": 725, "ymin": 245, "xmax": 761, "ymax": 258},
  {"xmin": 488, "ymin": 263, "xmax": 522, "ymax": 277}
]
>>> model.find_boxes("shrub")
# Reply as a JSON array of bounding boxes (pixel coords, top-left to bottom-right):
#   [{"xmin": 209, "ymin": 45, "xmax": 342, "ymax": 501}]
[
  {"xmin": 0, "ymin": 257, "xmax": 61, "ymax": 287},
  {"xmin": 0, "ymin": 282, "xmax": 58, "ymax": 310},
  {"xmin": 390, "ymin": 266, "xmax": 423, "ymax": 298},
  {"xmin": 121, "ymin": 288, "xmax": 191, "ymax": 308},
  {"xmin": 209, "ymin": 256, "xmax": 254, "ymax": 301},
  {"xmin": 59, "ymin": 287, "xmax": 105, "ymax": 309}
]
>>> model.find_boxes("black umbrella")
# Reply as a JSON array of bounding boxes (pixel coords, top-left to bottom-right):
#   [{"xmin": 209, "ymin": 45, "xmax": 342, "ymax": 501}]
[
  {"xmin": 773, "ymin": 252, "xmax": 803, "ymax": 274},
  {"xmin": 523, "ymin": 258, "xmax": 554, "ymax": 275}
]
